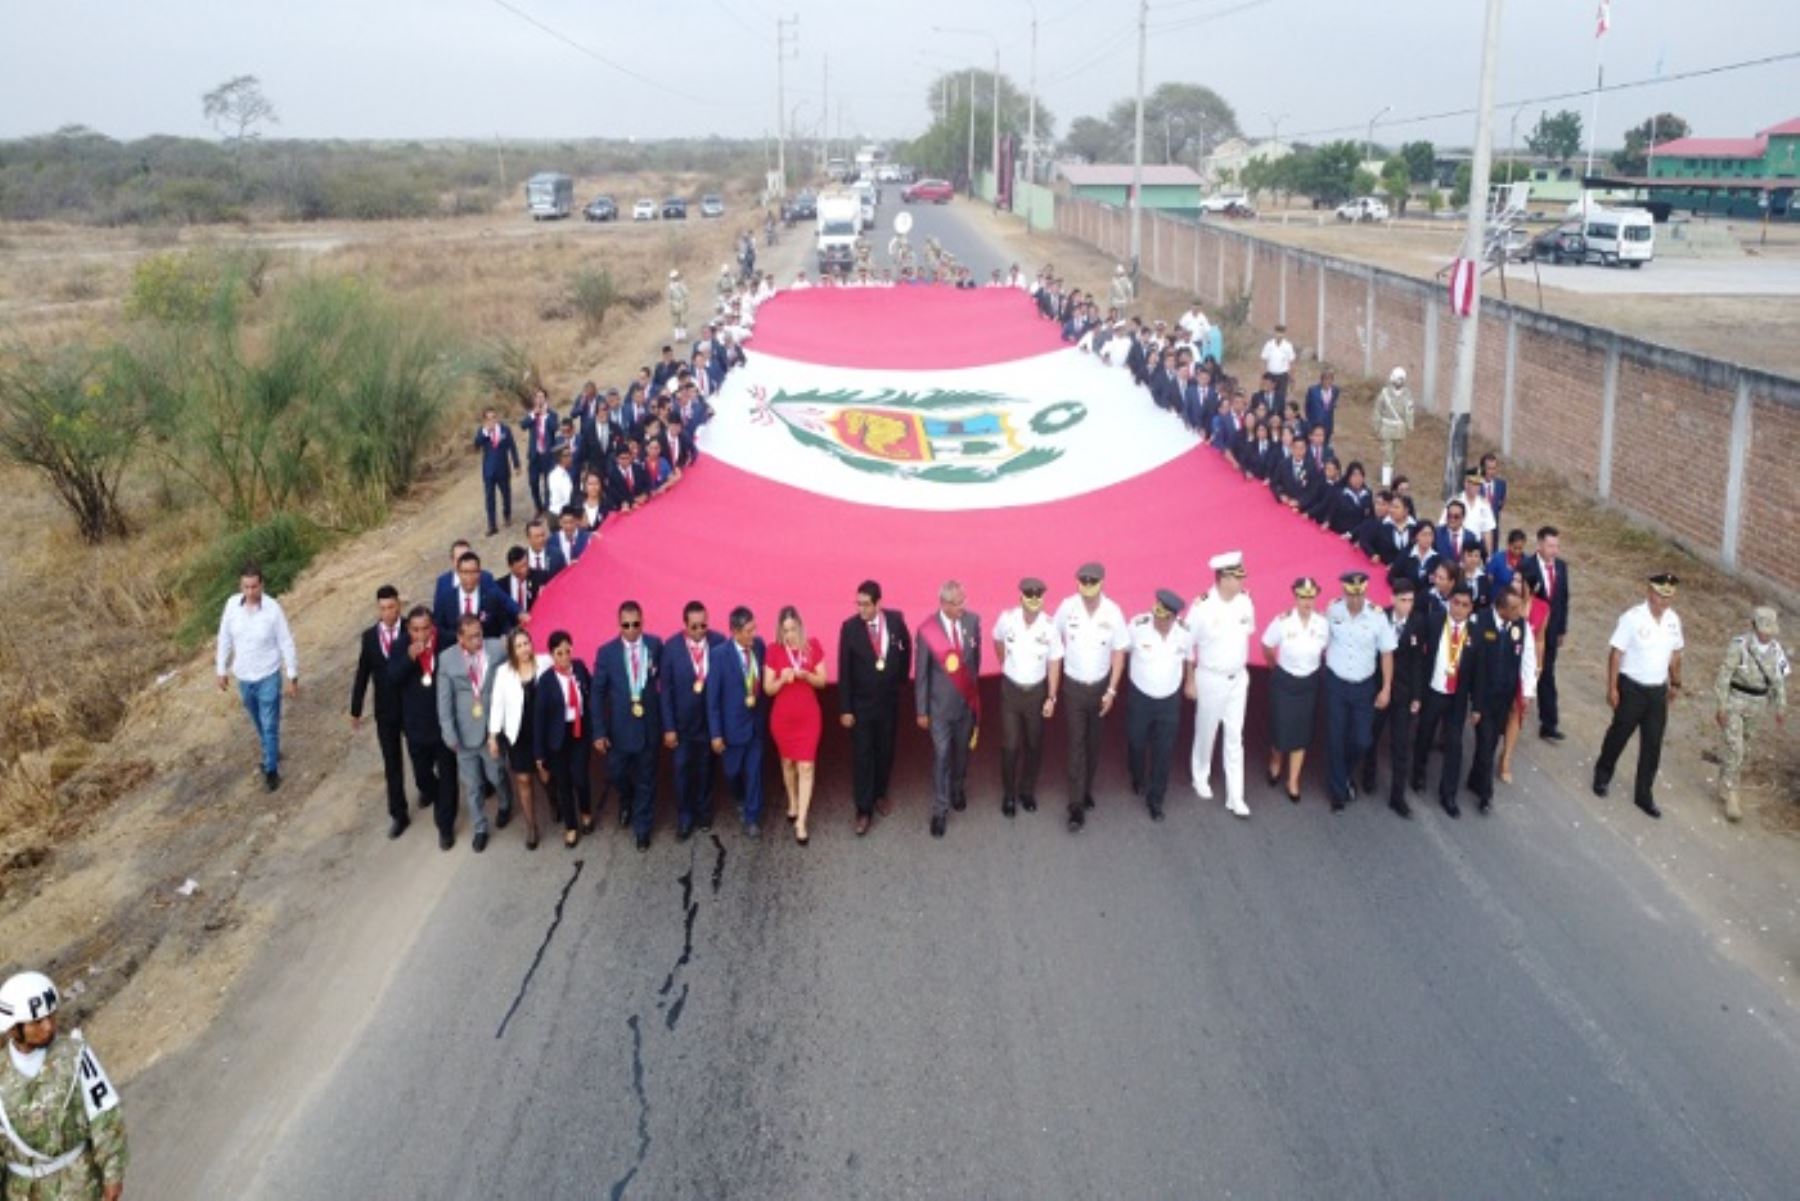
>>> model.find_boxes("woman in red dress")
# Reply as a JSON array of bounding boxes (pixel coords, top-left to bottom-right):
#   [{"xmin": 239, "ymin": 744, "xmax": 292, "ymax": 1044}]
[{"xmin": 763, "ymin": 605, "xmax": 827, "ymax": 844}]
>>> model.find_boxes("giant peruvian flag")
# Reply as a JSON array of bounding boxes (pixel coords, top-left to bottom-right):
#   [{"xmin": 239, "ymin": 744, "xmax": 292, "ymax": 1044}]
[{"xmin": 531, "ymin": 288, "xmax": 1381, "ymax": 673}]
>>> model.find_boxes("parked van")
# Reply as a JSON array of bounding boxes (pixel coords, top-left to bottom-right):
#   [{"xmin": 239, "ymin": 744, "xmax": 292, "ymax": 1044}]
[
  {"xmin": 1581, "ymin": 207, "xmax": 1654, "ymax": 268},
  {"xmin": 525, "ymin": 172, "xmax": 574, "ymax": 220}
]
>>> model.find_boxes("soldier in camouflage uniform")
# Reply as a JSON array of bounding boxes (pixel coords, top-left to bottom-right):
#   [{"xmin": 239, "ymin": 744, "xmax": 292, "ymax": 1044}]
[
  {"xmin": 1714, "ymin": 606, "xmax": 1789, "ymax": 821},
  {"xmin": 1109, "ymin": 263, "xmax": 1135, "ymax": 312},
  {"xmin": 0, "ymin": 972, "xmax": 126, "ymax": 1201}
]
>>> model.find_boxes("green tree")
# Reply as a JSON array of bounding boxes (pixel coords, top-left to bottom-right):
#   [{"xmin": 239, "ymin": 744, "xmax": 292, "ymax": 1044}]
[
  {"xmin": 1293, "ymin": 141, "xmax": 1364, "ymax": 205},
  {"xmin": 1400, "ymin": 140, "xmax": 1437, "ymax": 184},
  {"xmin": 1379, "ymin": 156, "xmax": 1412, "ymax": 216},
  {"xmin": 0, "ymin": 346, "xmax": 147, "ymax": 542},
  {"xmin": 201, "ymin": 75, "xmax": 278, "ymax": 174},
  {"xmin": 1060, "ymin": 115, "xmax": 1122, "ymax": 163},
  {"xmin": 1526, "ymin": 109, "xmax": 1583, "ymax": 162},
  {"xmin": 1105, "ymin": 83, "xmax": 1239, "ymax": 165},
  {"xmin": 908, "ymin": 70, "xmax": 1051, "ymax": 183},
  {"xmin": 1611, "ymin": 113, "xmax": 1691, "ymax": 175}
]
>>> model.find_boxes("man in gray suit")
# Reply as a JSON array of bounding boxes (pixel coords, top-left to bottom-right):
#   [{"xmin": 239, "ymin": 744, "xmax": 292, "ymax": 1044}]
[
  {"xmin": 915, "ymin": 580, "xmax": 982, "ymax": 839},
  {"xmin": 437, "ymin": 614, "xmax": 513, "ymax": 852}
]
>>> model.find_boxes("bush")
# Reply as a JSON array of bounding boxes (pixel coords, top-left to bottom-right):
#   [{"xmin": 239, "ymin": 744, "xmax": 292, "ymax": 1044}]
[
  {"xmin": 472, "ymin": 338, "xmax": 542, "ymax": 408},
  {"xmin": 568, "ymin": 267, "xmax": 618, "ymax": 331},
  {"xmin": 0, "ymin": 344, "xmax": 148, "ymax": 542},
  {"xmin": 320, "ymin": 168, "xmax": 434, "ymax": 221},
  {"xmin": 125, "ymin": 251, "xmax": 226, "ymax": 323},
  {"xmin": 173, "ymin": 512, "xmax": 325, "ymax": 646}
]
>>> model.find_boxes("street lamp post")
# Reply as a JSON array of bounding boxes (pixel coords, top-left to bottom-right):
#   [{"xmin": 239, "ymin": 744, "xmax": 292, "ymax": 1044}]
[
  {"xmin": 1025, "ymin": 1, "xmax": 1038, "ymax": 186},
  {"xmin": 935, "ymin": 25, "xmax": 1002, "ymax": 199},
  {"xmin": 1262, "ymin": 110, "xmax": 1291, "ymax": 144},
  {"xmin": 1365, "ymin": 104, "xmax": 1392, "ymax": 171}
]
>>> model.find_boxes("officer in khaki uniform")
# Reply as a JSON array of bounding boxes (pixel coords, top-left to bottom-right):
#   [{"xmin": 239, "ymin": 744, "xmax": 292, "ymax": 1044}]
[
  {"xmin": 667, "ymin": 269, "xmax": 690, "ymax": 342},
  {"xmin": 992, "ymin": 576, "xmax": 1063, "ymax": 818},
  {"xmin": 1371, "ymin": 366, "xmax": 1415, "ymax": 486},
  {"xmin": 1124, "ymin": 589, "xmax": 1196, "ymax": 821},
  {"xmin": 1713, "ymin": 606, "xmax": 1789, "ymax": 821},
  {"xmin": 0, "ymin": 971, "xmax": 127, "ymax": 1201}
]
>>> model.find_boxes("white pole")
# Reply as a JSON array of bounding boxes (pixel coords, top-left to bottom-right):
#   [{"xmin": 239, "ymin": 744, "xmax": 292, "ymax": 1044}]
[
  {"xmin": 992, "ymin": 47, "xmax": 1001, "ymax": 198},
  {"xmin": 1445, "ymin": 0, "xmax": 1507, "ymax": 501},
  {"xmin": 1584, "ymin": 40, "xmax": 1603, "ymax": 218},
  {"xmin": 1026, "ymin": 7, "xmax": 1038, "ymax": 186},
  {"xmin": 1128, "ymin": 0, "xmax": 1147, "ymax": 275}
]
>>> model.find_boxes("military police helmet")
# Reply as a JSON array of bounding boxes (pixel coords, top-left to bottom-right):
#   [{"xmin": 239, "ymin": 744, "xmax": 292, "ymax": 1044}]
[{"xmin": 0, "ymin": 970, "xmax": 60, "ymax": 1033}]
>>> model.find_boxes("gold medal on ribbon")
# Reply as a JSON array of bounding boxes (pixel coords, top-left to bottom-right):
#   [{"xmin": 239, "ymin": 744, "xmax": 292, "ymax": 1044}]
[
  {"xmin": 875, "ymin": 657, "xmax": 886, "ymax": 671},
  {"xmin": 471, "ymin": 702, "xmax": 483, "ymax": 719},
  {"xmin": 421, "ymin": 674, "xmax": 433, "ymax": 688},
  {"xmin": 945, "ymin": 652, "xmax": 961, "ymax": 673},
  {"xmin": 746, "ymin": 695, "xmax": 757, "ymax": 709},
  {"xmin": 693, "ymin": 679, "xmax": 705, "ymax": 694},
  {"xmin": 631, "ymin": 702, "xmax": 644, "ymax": 718}
]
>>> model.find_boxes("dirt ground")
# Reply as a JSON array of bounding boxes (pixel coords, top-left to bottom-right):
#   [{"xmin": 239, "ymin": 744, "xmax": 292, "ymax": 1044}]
[
  {"xmin": 0, "ymin": 177, "xmax": 772, "ymax": 1077},
  {"xmin": 1235, "ymin": 215, "xmax": 1800, "ymax": 377}
]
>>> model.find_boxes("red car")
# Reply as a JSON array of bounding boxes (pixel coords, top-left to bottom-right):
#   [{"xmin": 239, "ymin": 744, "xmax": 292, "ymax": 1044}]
[{"xmin": 902, "ymin": 179, "xmax": 954, "ymax": 204}]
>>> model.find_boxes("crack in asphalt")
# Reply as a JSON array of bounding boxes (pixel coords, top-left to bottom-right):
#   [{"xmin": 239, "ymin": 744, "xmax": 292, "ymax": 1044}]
[
  {"xmin": 608, "ymin": 1013, "xmax": 651, "ymax": 1201},
  {"xmin": 710, "ymin": 833, "xmax": 726, "ymax": 893},
  {"xmin": 493, "ymin": 858, "xmax": 584, "ymax": 1040}
]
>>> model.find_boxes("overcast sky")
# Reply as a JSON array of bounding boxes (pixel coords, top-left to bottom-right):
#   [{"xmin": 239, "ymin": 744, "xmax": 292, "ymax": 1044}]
[{"xmin": 2, "ymin": 0, "xmax": 1795, "ymax": 151}]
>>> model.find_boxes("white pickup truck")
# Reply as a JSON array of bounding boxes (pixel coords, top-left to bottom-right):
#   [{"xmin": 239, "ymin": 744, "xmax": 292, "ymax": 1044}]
[
  {"xmin": 1335, "ymin": 196, "xmax": 1390, "ymax": 223},
  {"xmin": 815, "ymin": 189, "xmax": 861, "ymax": 275}
]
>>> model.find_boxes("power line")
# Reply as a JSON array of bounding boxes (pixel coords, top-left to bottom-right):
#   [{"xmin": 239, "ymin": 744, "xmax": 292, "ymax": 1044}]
[
  {"xmin": 1039, "ymin": 27, "xmax": 1137, "ymax": 86},
  {"xmin": 1150, "ymin": 0, "xmax": 1272, "ymax": 35},
  {"xmin": 710, "ymin": 0, "xmax": 761, "ymax": 37},
  {"xmin": 1279, "ymin": 48, "xmax": 1800, "ymax": 144},
  {"xmin": 484, "ymin": 0, "xmax": 730, "ymax": 107}
]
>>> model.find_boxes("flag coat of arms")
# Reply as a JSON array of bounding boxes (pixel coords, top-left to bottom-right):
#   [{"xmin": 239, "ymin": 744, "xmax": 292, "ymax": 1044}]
[{"xmin": 531, "ymin": 288, "xmax": 1381, "ymax": 674}]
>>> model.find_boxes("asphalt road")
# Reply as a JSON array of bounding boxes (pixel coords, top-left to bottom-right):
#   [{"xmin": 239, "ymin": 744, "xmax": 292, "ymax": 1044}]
[{"xmin": 132, "ymin": 198, "xmax": 1800, "ymax": 1201}]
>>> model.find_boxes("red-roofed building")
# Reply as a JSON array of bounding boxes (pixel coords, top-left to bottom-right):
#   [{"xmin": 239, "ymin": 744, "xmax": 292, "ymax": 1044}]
[{"xmin": 1646, "ymin": 116, "xmax": 1799, "ymax": 218}]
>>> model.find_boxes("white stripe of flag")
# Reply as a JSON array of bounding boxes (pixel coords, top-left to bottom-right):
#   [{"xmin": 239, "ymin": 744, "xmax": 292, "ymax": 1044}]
[{"xmin": 1449, "ymin": 257, "xmax": 1478, "ymax": 318}]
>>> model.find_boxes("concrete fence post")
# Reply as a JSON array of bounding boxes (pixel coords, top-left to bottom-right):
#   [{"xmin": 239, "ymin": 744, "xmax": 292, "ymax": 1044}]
[
  {"xmin": 1316, "ymin": 266, "xmax": 1326, "ymax": 364},
  {"xmin": 1422, "ymin": 299, "xmax": 1439, "ymax": 414},
  {"xmin": 1363, "ymin": 272, "xmax": 1376, "ymax": 379},
  {"xmin": 1597, "ymin": 339, "xmax": 1620, "ymax": 500},
  {"xmin": 1501, "ymin": 313, "xmax": 1518, "ymax": 457},
  {"xmin": 1722, "ymin": 376, "xmax": 1753, "ymax": 570},
  {"xmin": 1278, "ymin": 251, "xmax": 1288, "ymax": 328}
]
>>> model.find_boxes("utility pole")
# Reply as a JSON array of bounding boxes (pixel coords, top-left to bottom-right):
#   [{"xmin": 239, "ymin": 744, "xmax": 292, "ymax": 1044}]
[
  {"xmin": 1365, "ymin": 104, "xmax": 1391, "ymax": 171},
  {"xmin": 1444, "ymin": 0, "xmax": 1506, "ymax": 501},
  {"xmin": 776, "ymin": 15, "xmax": 799, "ymax": 196},
  {"xmin": 822, "ymin": 54, "xmax": 829, "ymax": 174},
  {"xmin": 1128, "ymin": 0, "xmax": 1147, "ymax": 276},
  {"xmin": 494, "ymin": 134, "xmax": 507, "ymax": 194},
  {"xmin": 966, "ymin": 66, "xmax": 976, "ymax": 194},
  {"xmin": 1025, "ymin": 1, "xmax": 1039, "ymax": 186},
  {"xmin": 991, "ymin": 47, "xmax": 1001, "ymax": 198}
]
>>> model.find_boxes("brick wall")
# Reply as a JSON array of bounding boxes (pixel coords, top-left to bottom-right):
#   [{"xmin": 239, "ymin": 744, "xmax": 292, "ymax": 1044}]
[{"xmin": 1051, "ymin": 196, "xmax": 1800, "ymax": 599}]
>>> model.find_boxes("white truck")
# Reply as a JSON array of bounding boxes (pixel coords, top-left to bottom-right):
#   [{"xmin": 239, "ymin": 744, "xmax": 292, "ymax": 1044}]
[
  {"xmin": 816, "ymin": 188, "xmax": 861, "ymax": 275},
  {"xmin": 525, "ymin": 172, "xmax": 573, "ymax": 219},
  {"xmin": 1335, "ymin": 196, "xmax": 1389, "ymax": 223}
]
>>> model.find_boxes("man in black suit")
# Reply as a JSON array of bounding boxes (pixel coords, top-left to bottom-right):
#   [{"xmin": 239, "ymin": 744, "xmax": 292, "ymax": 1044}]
[
  {"xmin": 1411, "ymin": 584, "xmax": 1476, "ymax": 817},
  {"xmin": 534, "ymin": 629, "xmax": 594, "ymax": 847},
  {"xmin": 434, "ymin": 551, "xmax": 522, "ymax": 646},
  {"xmin": 520, "ymin": 388, "xmax": 558, "ymax": 516},
  {"xmin": 1269, "ymin": 434, "xmax": 1321, "ymax": 515},
  {"xmin": 1517, "ymin": 526, "xmax": 1570, "ymax": 740},
  {"xmin": 605, "ymin": 443, "xmax": 648, "ymax": 514},
  {"xmin": 349, "ymin": 584, "xmax": 412, "ymax": 839},
  {"xmin": 388, "ymin": 606, "xmax": 459, "ymax": 850},
  {"xmin": 474, "ymin": 407, "xmax": 520, "ymax": 537},
  {"xmin": 592, "ymin": 601, "xmax": 663, "ymax": 850},
  {"xmin": 660, "ymin": 601, "xmax": 724, "ymax": 839},
  {"xmin": 838, "ymin": 579, "xmax": 912, "ymax": 838},
  {"xmin": 1463, "ymin": 586, "xmax": 1530, "ymax": 812},
  {"xmin": 1362, "ymin": 578, "xmax": 1426, "ymax": 817},
  {"xmin": 501, "ymin": 546, "xmax": 542, "ymax": 615},
  {"xmin": 650, "ymin": 345, "xmax": 681, "ymax": 394},
  {"xmin": 1304, "ymin": 368, "xmax": 1341, "ymax": 444},
  {"xmin": 663, "ymin": 411, "xmax": 697, "ymax": 470}
]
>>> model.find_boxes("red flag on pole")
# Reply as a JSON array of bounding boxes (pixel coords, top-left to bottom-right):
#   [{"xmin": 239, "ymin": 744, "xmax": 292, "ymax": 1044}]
[
  {"xmin": 1449, "ymin": 257, "xmax": 1478, "ymax": 318},
  {"xmin": 1595, "ymin": 0, "xmax": 1611, "ymax": 37}
]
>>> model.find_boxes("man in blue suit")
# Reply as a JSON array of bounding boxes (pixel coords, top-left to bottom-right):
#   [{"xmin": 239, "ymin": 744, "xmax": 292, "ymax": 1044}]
[
  {"xmin": 534, "ymin": 630, "xmax": 593, "ymax": 847},
  {"xmin": 1303, "ymin": 368, "xmax": 1341, "ymax": 445},
  {"xmin": 474, "ymin": 407, "xmax": 520, "ymax": 536},
  {"xmin": 519, "ymin": 389, "xmax": 558, "ymax": 516},
  {"xmin": 707, "ymin": 606, "xmax": 768, "ymax": 837},
  {"xmin": 592, "ymin": 601, "xmax": 663, "ymax": 850},
  {"xmin": 660, "ymin": 601, "xmax": 724, "ymax": 839},
  {"xmin": 432, "ymin": 540, "xmax": 496, "ymax": 628},
  {"xmin": 434, "ymin": 550, "xmax": 522, "ymax": 645},
  {"xmin": 544, "ymin": 508, "xmax": 592, "ymax": 579}
]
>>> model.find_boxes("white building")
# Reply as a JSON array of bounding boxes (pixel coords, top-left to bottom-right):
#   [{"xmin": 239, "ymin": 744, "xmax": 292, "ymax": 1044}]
[{"xmin": 1201, "ymin": 138, "xmax": 1293, "ymax": 191}]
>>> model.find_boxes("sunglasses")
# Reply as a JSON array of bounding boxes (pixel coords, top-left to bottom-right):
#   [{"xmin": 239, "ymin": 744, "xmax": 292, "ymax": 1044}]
[
  {"xmin": 1021, "ymin": 590, "xmax": 1045, "ymax": 599},
  {"xmin": 620, "ymin": 620, "xmax": 641, "ymax": 629},
  {"xmin": 686, "ymin": 622, "xmax": 708, "ymax": 632},
  {"xmin": 1077, "ymin": 576, "xmax": 1100, "ymax": 586}
]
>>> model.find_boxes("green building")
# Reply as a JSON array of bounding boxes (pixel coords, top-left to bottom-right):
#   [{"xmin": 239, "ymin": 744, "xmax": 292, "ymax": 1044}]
[
  {"xmin": 1646, "ymin": 116, "xmax": 1799, "ymax": 219},
  {"xmin": 1052, "ymin": 163, "xmax": 1203, "ymax": 214}
]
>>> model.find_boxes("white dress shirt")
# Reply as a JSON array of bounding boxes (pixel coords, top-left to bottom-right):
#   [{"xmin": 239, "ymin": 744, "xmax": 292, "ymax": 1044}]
[
  {"xmin": 1053, "ymin": 595, "xmax": 1130, "ymax": 685},
  {"xmin": 1260, "ymin": 337, "xmax": 1297, "ymax": 375},
  {"xmin": 547, "ymin": 466, "xmax": 574, "ymax": 514},
  {"xmin": 1428, "ymin": 617, "xmax": 1473, "ymax": 694},
  {"xmin": 1185, "ymin": 590, "xmax": 1256, "ymax": 674},
  {"xmin": 992, "ymin": 607, "xmax": 1062, "ymax": 687},
  {"xmin": 1261, "ymin": 611, "xmax": 1329, "ymax": 677},
  {"xmin": 1610, "ymin": 603, "xmax": 1684, "ymax": 686},
  {"xmin": 1127, "ymin": 616, "xmax": 1194, "ymax": 699},
  {"xmin": 216, "ymin": 593, "xmax": 298, "ymax": 682}
]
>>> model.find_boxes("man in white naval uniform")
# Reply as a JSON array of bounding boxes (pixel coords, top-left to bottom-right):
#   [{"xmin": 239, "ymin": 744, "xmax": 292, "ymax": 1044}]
[{"xmin": 1186, "ymin": 551, "xmax": 1256, "ymax": 817}]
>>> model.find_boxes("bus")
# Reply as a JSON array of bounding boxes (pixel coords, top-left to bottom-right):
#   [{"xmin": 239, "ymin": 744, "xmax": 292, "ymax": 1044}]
[{"xmin": 525, "ymin": 172, "xmax": 574, "ymax": 220}]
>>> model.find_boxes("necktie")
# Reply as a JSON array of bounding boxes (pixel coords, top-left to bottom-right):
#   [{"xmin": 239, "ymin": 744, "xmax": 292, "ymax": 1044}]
[
  {"xmin": 532, "ymin": 552, "xmax": 543, "ymax": 571},
  {"xmin": 564, "ymin": 672, "xmax": 581, "ymax": 737},
  {"xmin": 379, "ymin": 624, "xmax": 393, "ymax": 655},
  {"xmin": 515, "ymin": 577, "xmax": 527, "ymax": 607},
  {"xmin": 464, "ymin": 593, "xmax": 475, "ymax": 616}
]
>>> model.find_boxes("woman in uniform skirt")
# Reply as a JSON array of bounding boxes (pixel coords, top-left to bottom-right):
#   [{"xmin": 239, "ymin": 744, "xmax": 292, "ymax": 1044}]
[{"xmin": 1261, "ymin": 577, "xmax": 1330, "ymax": 801}]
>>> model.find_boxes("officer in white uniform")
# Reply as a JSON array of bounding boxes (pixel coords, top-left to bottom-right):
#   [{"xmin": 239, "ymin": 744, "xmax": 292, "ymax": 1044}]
[
  {"xmin": 1125, "ymin": 589, "xmax": 1197, "ymax": 821},
  {"xmin": 1594, "ymin": 571, "xmax": 1685, "ymax": 818},
  {"xmin": 992, "ymin": 576, "xmax": 1063, "ymax": 817},
  {"xmin": 1053, "ymin": 561, "xmax": 1130, "ymax": 831},
  {"xmin": 1186, "ymin": 551, "xmax": 1256, "ymax": 817}
]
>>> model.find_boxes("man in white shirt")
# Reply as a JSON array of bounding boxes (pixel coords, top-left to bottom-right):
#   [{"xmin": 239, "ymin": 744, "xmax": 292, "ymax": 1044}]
[
  {"xmin": 1440, "ymin": 468, "xmax": 1497, "ymax": 554},
  {"xmin": 1178, "ymin": 302, "xmax": 1211, "ymax": 343},
  {"xmin": 1594, "ymin": 572, "xmax": 1685, "ymax": 818},
  {"xmin": 1053, "ymin": 561, "xmax": 1130, "ymax": 830},
  {"xmin": 1125, "ymin": 589, "xmax": 1196, "ymax": 821},
  {"xmin": 215, "ymin": 562, "xmax": 299, "ymax": 792},
  {"xmin": 992, "ymin": 576, "xmax": 1062, "ymax": 817},
  {"xmin": 1260, "ymin": 323, "xmax": 1298, "ymax": 404},
  {"xmin": 1186, "ymin": 551, "xmax": 1256, "ymax": 816},
  {"xmin": 546, "ymin": 443, "xmax": 575, "ymax": 516}
]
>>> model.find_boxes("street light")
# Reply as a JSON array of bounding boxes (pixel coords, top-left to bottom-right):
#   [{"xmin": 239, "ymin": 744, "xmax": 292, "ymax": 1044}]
[
  {"xmin": 1262, "ymin": 110, "xmax": 1291, "ymax": 144},
  {"xmin": 1164, "ymin": 114, "xmax": 1186, "ymax": 165},
  {"xmin": 935, "ymin": 25, "xmax": 1001, "ymax": 200},
  {"xmin": 1022, "ymin": 0, "xmax": 1039, "ymax": 187},
  {"xmin": 1365, "ymin": 104, "xmax": 1392, "ymax": 171}
]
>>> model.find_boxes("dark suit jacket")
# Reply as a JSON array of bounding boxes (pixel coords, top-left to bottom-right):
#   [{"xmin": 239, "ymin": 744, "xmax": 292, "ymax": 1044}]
[
  {"xmin": 1437, "ymin": 525, "xmax": 1481, "ymax": 562},
  {"xmin": 1365, "ymin": 518, "xmax": 1415, "ymax": 565},
  {"xmin": 1461, "ymin": 608, "xmax": 1525, "ymax": 713},
  {"xmin": 1388, "ymin": 548, "xmax": 1441, "ymax": 592},
  {"xmin": 1389, "ymin": 606, "xmax": 1429, "ymax": 698},
  {"xmin": 659, "ymin": 630, "xmax": 726, "ymax": 739},
  {"xmin": 1209, "ymin": 411, "xmax": 1241, "ymax": 456},
  {"xmin": 1518, "ymin": 555, "xmax": 1570, "ymax": 639},
  {"xmin": 605, "ymin": 461, "xmax": 649, "ymax": 511},
  {"xmin": 499, "ymin": 569, "xmax": 542, "ymax": 615},
  {"xmin": 434, "ymin": 580, "xmax": 521, "ymax": 645},
  {"xmin": 591, "ymin": 635, "xmax": 664, "ymax": 752},
  {"xmin": 520, "ymin": 408, "xmax": 560, "ymax": 465},
  {"xmin": 350, "ymin": 622, "xmax": 405, "ymax": 724},
  {"xmin": 1269, "ymin": 456, "xmax": 1320, "ymax": 511},
  {"xmin": 914, "ymin": 611, "xmax": 982, "ymax": 720},
  {"xmin": 533, "ymin": 663, "xmax": 593, "ymax": 763},
  {"xmin": 1329, "ymin": 486, "xmax": 1374, "ymax": 536},
  {"xmin": 1418, "ymin": 609, "xmax": 1471, "ymax": 709},
  {"xmin": 706, "ymin": 637, "xmax": 768, "ymax": 746},
  {"xmin": 474, "ymin": 424, "xmax": 520, "ymax": 479},
  {"xmin": 1304, "ymin": 384, "xmax": 1340, "ymax": 441},
  {"xmin": 838, "ymin": 608, "xmax": 911, "ymax": 719},
  {"xmin": 433, "ymin": 570, "xmax": 497, "ymax": 627},
  {"xmin": 545, "ymin": 530, "xmax": 591, "ymax": 579},
  {"xmin": 1235, "ymin": 438, "xmax": 1279, "ymax": 481},
  {"xmin": 387, "ymin": 638, "xmax": 445, "ymax": 745}
]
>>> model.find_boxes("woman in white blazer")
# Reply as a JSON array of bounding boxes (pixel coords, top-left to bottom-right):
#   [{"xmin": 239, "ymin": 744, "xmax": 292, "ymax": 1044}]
[{"xmin": 488, "ymin": 630, "xmax": 553, "ymax": 850}]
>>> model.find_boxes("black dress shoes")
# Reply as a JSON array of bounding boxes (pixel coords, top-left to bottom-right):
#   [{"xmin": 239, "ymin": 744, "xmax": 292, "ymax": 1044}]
[
  {"xmin": 951, "ymin": 795, "xmax": 967, "ymax": 812},
  {"xmin": 1067, "ymin": 805, "xmax": 1085, "ymax": 832},
  {"xmin": 417, "ymin": 793, "xmax": 433, "ymax": 810},
  {"xmin": 1441, "ymin": 800, "xmax": 1461, "ymax": 819},
  {"xmin": 1148, "ymin": 803, "xmax": 1164, "ymax": 822},
  {"xmin": 387, "ymin": 816, "xmax": 410, "ymax": 840},
  {"xmin": 1082, "ymin": 794, "xmax": 1096, "ymax": 811},
  {"xmin": 1002, "ymin": 798, "xmax": 1017, "ymax": 818},
  {"xmin": 495, "ymin": 806, "xmax": 513, "ymax": 830},
  {"xmin": 1635, "ymin": 798, "xmax": 1662, "ymax": 819},
  {"xmin": 1020, "ymin": 795, "xmax": 1037, "ymax": 813},
  {"xmin": 1592, "ymin": 776, "xmax": 1610, "ymax": 797},
  {"xmin": 1389, "ymin": 798, "xmax": 1412, "ymax": 819},
  {"xmin": 930, "ymin": 816, "xmax": 946, "ymax": 838},
  {"xmin": 636, "ymin": 834, "xmax": 651, "ymax": 852},
  {"xmin": 1477, "ymin": 798, "xmax": 1492, "ymax": 815},
  {"xmin": 264, "ymin": 771, "xmax": 281, "ymax": 792},
  {"xmin": 439, "ymin": 830, "xmax": 455, "ymax": 851},
  {"xmin": 1540, "ymin": 727, "xmax": 1566, "ymax": 742},
  {"xmin": 472, "ymin": 831, "xmax": 489, "ymax": 853}
]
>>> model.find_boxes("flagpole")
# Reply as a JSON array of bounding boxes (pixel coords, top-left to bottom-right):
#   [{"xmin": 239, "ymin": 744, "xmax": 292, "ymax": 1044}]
[{"xmin": 1584, "ymin": 3, "xmax": 1606, "ymax": 218}]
